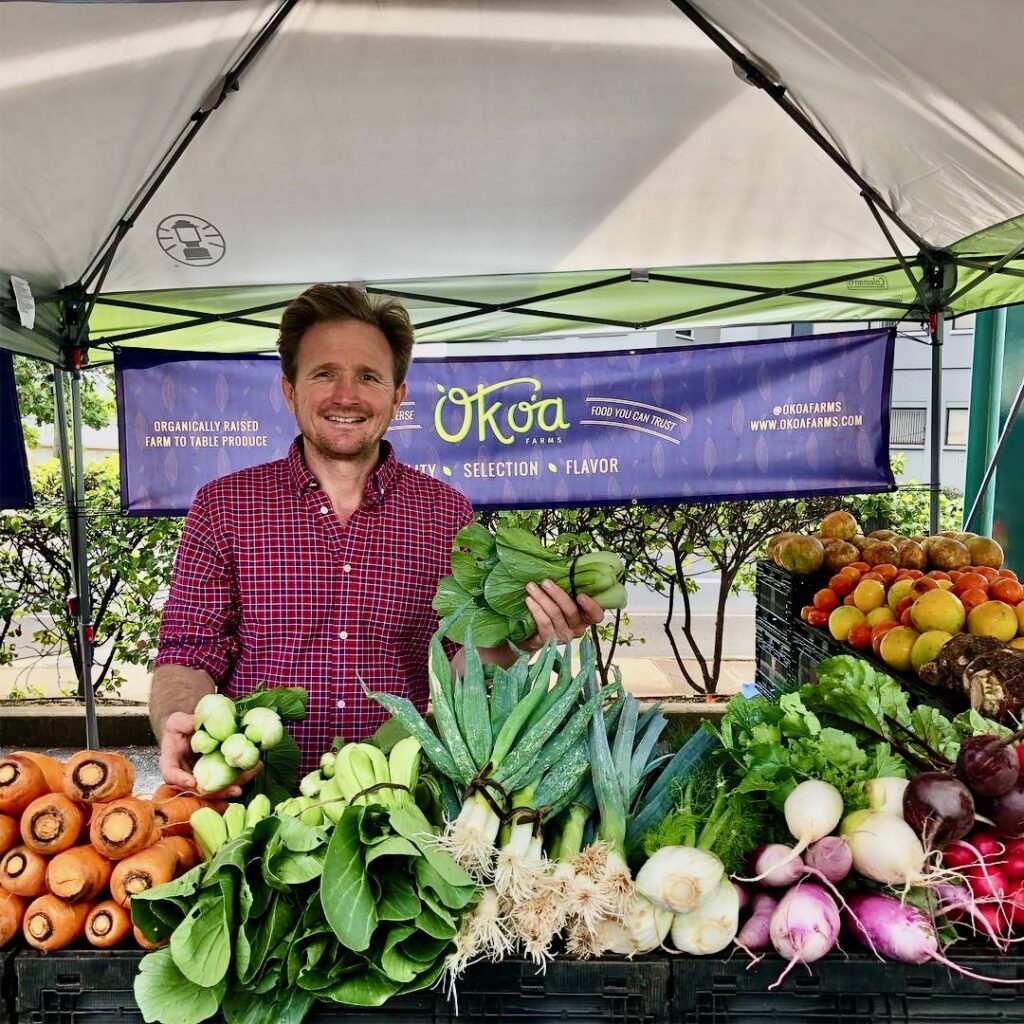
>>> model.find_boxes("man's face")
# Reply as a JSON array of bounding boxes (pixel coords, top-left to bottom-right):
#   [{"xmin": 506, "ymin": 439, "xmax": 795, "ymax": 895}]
[{"xmin": 282, "ymin": 319, "xmax": 407, "ymax": 464}]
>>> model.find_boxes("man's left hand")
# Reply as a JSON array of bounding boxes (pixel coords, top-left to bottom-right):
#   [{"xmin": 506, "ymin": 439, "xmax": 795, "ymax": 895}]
[{"xmin": 522, "ymin": 579, "xmax": 605, "ymax": 651}]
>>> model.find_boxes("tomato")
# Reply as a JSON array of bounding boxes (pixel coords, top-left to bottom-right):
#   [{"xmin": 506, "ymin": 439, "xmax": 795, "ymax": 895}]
[
  {"xmin": 899, "ymin": 607, "xmax": 914, "ymax": 627},
  {"xmin": 813, "ymin": 589, "xmax": 840, "ymax": 613},
  {"xmin": 843, "ymin": 594, "xmax": 857, "ymax": 606},
  {"xmin": 846, "ymin": 623, "xmax": 872, "ymax": 650},
  {"xmin": 976, "ymin": 566, "xmax": 1000, "ymax": 583},
  {"xmin": 800, "ymin": 604, "xmax": 815, "ymax": 622},
  {"xmin": 926, "ymin": 570, "xmax": 951, "ymax": 581},
  {"xmin": 990, "ymin": 578, "xmax": 1024, "ymax": 605},
  {"xmin": 1007, "ymin": 888, "xmax": 1024, "ymax": 929},
  {"xmin": 807, "ymin": 609, "xmax": 829, "ymax": 628},
  {"xmin": 998, "ymin": 569, "xmax": 1019, "ymax": 581},
  {"xmin": 861, "ymin": 571, "xmax": 885, "ymax": 584},
  {"xmin": 953, "ymin": 572, "xmax": 989, "ymax": 595},
  {"xmin": 870, "ymin": 620, "xmax": 900, "ymax": 655},
  {"xmin": 896, "ymin": 595, "xmax": 915, "ymax": 616},
  {"xmin": 904, "ymin": 569, "xmax": 924, "ymax": 579},
  {"xmin": 960, "ymin": 588, "xmax": 989, "ymax": 613},
  {"xmin": 849, "ymin": 561, "xmax": 871, "ymax": 573},
  {"xmin": 829, "ymin": 574, "xmax": 856, "ymax": 597},
  {"xmin": 874, "ymin": 564, "xmax": 899, "ymax": 584},
  {"xmin": 840, "ymin": 566, "xmax": 862, "ymax": 580}
]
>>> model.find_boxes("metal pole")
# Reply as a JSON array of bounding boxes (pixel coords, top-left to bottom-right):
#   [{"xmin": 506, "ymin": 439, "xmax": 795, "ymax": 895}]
[
  {"xmin": 929, "ymin": 315, "xmax": 945, "ymax": 536},
  {"xmin": 964, "ymin": 369, "xmax": 1024, "ymax": 534},
  {"xmin": 69, "ymin": 370, "xmax": 99, "ymax": 749}
]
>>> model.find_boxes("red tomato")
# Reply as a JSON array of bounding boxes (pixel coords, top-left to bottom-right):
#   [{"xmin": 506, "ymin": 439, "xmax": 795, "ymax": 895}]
[
  {"xmin": 807, "ymin": 609, "xmax": 829, "ymax": 628},
  {"xmin": 960, "ymin": 588, "xmax": 990, "ymax": 613},
  {"xmin": 829, "ymin": 574, "xmax": 855, "ymax": 597},
  {"xmin": 849, "ymin": 561, "xmax": 871, "ymax": 573},
  {"xmin": 990, "ymin": 578, "xmax": 1024, "ymax": 605},
  {"xmin": 813, "ymin": 589, "xmax": 840, "ymax": 613},
  {"xmin": 846, "ymin": 624, "xmax": 872, "ymax": 650},
  {"xmin": 800, "ymin": 604, "xmax": 815, "ymax": 622},
  {"xmin": 843, "ymin": 594, "xmax": 857, "ymax": 606}
]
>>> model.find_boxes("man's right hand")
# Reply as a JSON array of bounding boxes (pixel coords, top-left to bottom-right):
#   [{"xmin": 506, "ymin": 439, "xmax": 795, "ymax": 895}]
[{"xmin": 157, "ymin": 709, "xmax": 258, "ymax": 799}]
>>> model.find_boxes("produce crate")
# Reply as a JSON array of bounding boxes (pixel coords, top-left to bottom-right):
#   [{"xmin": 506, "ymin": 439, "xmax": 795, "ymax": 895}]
[
  {"xmin": 754, "ymin": 615, "xmax": 794, "ymax": 695},
  {"xmin": 13, "ymin": 951, "xmax": 671, "ymax": 1024},
  {"xmin": 670, "ymin": 949, "xmax": 1024, "ymax": 1023},
  {"xmin": 2, "ymin": 947, "xmax": 16, "ymax": 1024},
  {"xmin": 791, "ymin": 620, "xmax": 843, "ymax": 686},
  {"xmin": 754, "ymin": 560, "xmax": 823, "ymax": 631}
]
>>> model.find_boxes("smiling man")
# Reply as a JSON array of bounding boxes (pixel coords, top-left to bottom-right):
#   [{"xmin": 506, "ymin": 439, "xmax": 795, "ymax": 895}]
[{"xmin": 150, "ymin": 284, "xmax": 603, "ymax": 794}]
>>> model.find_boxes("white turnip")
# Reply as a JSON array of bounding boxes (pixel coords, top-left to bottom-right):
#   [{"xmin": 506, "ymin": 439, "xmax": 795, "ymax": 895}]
[
  {"xmin": 768, "ymin": 883, "xmax": 840, "ymax": 989},
  {"xmin": 844, "ymin": 811, "xmax": 929, "ymax": 886}
]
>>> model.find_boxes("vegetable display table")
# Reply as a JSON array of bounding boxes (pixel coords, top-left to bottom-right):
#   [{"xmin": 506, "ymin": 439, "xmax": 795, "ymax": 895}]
[{"xmin": 8, "ymin": 948, "xmax": 1024, "ymax": 1024}]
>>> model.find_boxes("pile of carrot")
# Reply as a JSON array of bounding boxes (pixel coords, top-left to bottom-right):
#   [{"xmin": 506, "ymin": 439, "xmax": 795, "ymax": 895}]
[{"xmin": 0, "ymin": 749, "xmax": 213, "ymax": 952}]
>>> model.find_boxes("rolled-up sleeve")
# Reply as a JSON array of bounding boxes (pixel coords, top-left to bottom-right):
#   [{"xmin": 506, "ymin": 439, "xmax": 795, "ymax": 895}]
[{"xmin": 155, "ymin": 488, "xmax": 240, "ymax": 685}]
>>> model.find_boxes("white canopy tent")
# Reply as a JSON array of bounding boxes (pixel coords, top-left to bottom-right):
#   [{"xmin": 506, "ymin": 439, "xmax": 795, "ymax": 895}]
[{"xmin": 2, "ymin": 0, "xmax": 1023, "ymax": 737}]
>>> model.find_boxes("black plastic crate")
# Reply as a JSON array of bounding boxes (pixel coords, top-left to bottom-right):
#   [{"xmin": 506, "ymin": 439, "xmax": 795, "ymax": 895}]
[
  {"xmin": 670, "ymin": 950, "xmax": 1024, "ymax": 1024},
  {"xmin": 2, "ymin": 947, "xmax": 16, "ymax": 1024},
  {"xmin": 754, "ymin": 616, "xmax": 794, "ymax": 694},
  {"xmin": 754, "ymin": 560, "xmax": 823, "ymax": 630},
  {"xmin": 791, "ymin": 619, "xmax": 842, "ymax": 686},
  {"xmin": 14, "ymin": 951, "xmax": 671, "ymax": 1024}
]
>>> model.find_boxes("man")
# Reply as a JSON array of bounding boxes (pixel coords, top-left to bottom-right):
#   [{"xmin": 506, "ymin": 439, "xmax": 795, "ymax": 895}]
[{"xmin": 152, "ymin": 284, "xmax": 603, "ymax": 794}]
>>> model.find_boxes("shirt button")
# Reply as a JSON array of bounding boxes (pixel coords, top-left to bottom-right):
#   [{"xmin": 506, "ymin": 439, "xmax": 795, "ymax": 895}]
[
  {"xmin": 343, "ymin": 563, "xmax": 352, "ymax": 573},
  {"xmin": 319, "ymin": 505, "xmax": 329, "ymax": 515},
  {"xmin": 336, "ymin": 699, "xmax": 346, "ymax": 709},
  {"xmin": 339, "ymin": 630, "xmax": 348, "ymax": 640}
]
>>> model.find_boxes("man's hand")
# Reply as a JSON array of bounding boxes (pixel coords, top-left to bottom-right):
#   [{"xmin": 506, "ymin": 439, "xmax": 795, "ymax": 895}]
[
  {"xmin": 522, "ymin": 578, "xmax": 606, "ymax": 652},
  {"xmin": 157, "ymin": 710, "xmax": 260, "ymax": 799}
]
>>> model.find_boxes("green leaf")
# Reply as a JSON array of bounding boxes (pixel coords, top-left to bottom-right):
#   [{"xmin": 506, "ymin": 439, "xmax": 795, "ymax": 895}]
[
  {"xmin": 233, "ymin": 684, "xmax": 308, "ymax": 722},
  {"xmin": 321, "ymin": 966, "xmax": 402, "ymax": 1007},
  {"xmin": 375, "ymin": 871, "xmax": 422, "ymax": 922},
  {"xmin": 910, "ymin": 705, "xmax": 961, "ymax": 763},
  {"xmin": 431, "ymin": 575, "xmax": 475, "ymax": 619},
  {"xmin": 170, "ymin": 892, "xmax": 232, "ymax": 988},
  {"xmin": 134, "ymin": 948, "xmax": 224, "ymax": 1024},
  {"xmin": 321, "ymin": 805, "xmax": 377, "ymax": 952},
  {"xmin": 221, "ymin": 986, "xmax": 312, "ymax": 1024}
]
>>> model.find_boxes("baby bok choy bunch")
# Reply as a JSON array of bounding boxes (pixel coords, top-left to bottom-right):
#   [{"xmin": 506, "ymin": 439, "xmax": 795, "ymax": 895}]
[
  {"xmin": 189, "ymin": 685, "xmax": 306, "ymax": 794},
  {"xmin": 433, "ymin": 523, "xmax": 627, "ymax": 647}
]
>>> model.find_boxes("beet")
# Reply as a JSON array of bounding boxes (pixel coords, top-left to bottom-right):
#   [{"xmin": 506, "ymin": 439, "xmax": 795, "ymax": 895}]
[
  {"xmin": 902, "ymin": 772, "xmax": 975, "ymax": 847},
  {"xmin": 992, "ymin": 776, "xmax": 1024, "ymax": 836},
  {"xmin": 956, "ymin": 734, "xmax": 1019, "ymax": 798}
]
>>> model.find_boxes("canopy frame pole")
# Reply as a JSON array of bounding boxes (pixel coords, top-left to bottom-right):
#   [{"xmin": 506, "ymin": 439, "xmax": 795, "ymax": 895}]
[
  {"xmin": 947, "ymin": 240, "xmax": 1024, "ymax": 306},
  {"xmin": 669, "ymin": 0, "xmax": 929, "ymax": 253},
  {"xmin": 860, "ymin": 194, "xmax": 932, "ymax": 315},
  {"xmin": 963, "ymin": 364, "xmax": 1024, "ymax": 534},
  {"xmin": 75, "ymin": 0, "xmax": 300, "ymax": 328}
]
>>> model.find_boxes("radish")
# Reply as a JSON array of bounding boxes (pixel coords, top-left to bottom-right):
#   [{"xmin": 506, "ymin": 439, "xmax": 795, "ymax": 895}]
[
  {"xmin": 966, "ymin": 864, "xmax": 1008, "ymax": 900},
  {"xmin": 804, "ymin": 836, "xmax": 852, "ymax": 883},
  {"xmin": 768, "ymin": 883, "xmax": 840, "ymax": 989},
  {"xmin": 735, "ymin": 892, "xmax": 777, "ymax": 953},
  {"xmin": 845, "ymin": 891, "xmax": 1024, "ymax": 983},
  {"xmin": 748, "ymin": 844, "xmax": 804, "ymax": 888},
  {"xmin": 1006, "ymin": 851, "xmax": 1024, "ymax": 880}
]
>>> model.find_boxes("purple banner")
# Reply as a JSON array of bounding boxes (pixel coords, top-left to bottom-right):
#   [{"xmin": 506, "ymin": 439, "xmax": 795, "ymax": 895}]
[
  {"xmin": 0, "ymin": 350, "xmax": 32, "ymax": 510},
  {"xmin": 115, "ymin": 327, "xmax": 895, "ymax": 515}
]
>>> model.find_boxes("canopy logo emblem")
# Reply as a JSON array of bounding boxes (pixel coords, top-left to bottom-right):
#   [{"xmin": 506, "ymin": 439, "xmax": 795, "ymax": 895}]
[{"xmin": 157, "ymin": 214, "xmax": 226, "ymax": 267}]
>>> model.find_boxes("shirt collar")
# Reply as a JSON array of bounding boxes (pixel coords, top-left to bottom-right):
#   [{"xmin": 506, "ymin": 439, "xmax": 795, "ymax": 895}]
[{"xmin": 287, "ymin": 437, "xmax": 398, "ymax": 506}]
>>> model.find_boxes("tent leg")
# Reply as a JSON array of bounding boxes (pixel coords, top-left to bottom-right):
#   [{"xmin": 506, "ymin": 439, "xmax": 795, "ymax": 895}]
[
  {"xmin": 52, "ymin": 367, "xmax": 98, "ymax": 748},
  {"xmin": 929, "ymin": 316, "xmax": 945, "ymax": 536}
]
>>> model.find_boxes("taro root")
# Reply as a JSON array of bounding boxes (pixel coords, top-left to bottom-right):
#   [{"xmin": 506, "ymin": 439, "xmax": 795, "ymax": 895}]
[
  {"xmin": 966, "ymin": 648, "xmax": 1024, "ymax": 722},
  {"xmin": 917, "ymin": 633, "xmax": 1003, "ymax": 693}
]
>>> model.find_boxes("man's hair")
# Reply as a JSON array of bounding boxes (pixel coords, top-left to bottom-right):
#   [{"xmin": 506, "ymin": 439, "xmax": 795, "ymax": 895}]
[{"xmin": 277, "ymin": 284, "xmax": 415, "ymax": 385}]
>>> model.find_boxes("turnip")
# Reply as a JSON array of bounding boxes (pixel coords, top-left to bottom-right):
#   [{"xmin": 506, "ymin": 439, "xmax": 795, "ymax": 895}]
[
  {"xmin": 743, "ymin": 780, "xmax": 843, "ymax": 883},
  {"xmin": 634, "ymin": 845, "xmax": 725, "ymax": 915},
  {"xmin": 768, "ymin": 883, "xmax": 840, "ymax": 989},
  {"xmin": 803, "ymin": 835, "xmax": 852, "ymax": 883},
  {"xmin": 847, "ymin": 891, "xmax": 1024, "ymax": 984},
  {"xmin": 864, "ymin": 777, "xmax": 909, "ymax": 816},
  {"xmin": 844, "ymin": 811, "xmax": 930, "ymax": 886},
  {"xmin": 748, "ymin": 844, "xmax": 804, "ymax": 888},
  {"xmin": 735, "ymin": 892, "xmax": 777, "ymax": 953},
  {"xmin": 670, "ymin": 876, "xmax": 740, "ymax": 955}
]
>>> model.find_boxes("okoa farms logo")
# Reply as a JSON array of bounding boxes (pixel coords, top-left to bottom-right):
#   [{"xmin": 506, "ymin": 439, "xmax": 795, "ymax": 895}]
[{"xmin": 156, "ymin": 214, "xmax": 226, "ymax": 267}]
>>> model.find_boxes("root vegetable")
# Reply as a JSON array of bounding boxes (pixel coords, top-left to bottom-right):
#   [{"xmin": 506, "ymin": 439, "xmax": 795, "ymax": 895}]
[
  {"xmin": 62, "ymin": 750, "xmax": 135, "ymax": 803},
  {"xmin": 748, "ymin": 844, "xmax": 804, "ymax": 888},
  {"xmin": 846, "ymin": 811, "xmax": 929, "ymax": 885},
  {"xmin": 902, "ymin": 773, "xmax": 974, "ymax": 847},
  {"xmin": 956, "ymin": 734, "xmax": 1019, "ymax": 797},
  {"xmin": 736, "ymin": 892, "xmax": 778, "ymax": 952},
  {"xmin": 1, "ymin": 891, "xmax": 26, "ymax": 947},
  {"xmin": 865, "ymin": 777, "xmax": 909, "ymax": 816},
  {"xmin": 23, "ymin": 894, "xmax": 91, "ymax": 951},
  {"xmin": 85, "ymin": 899, "xmax": 132, "ymax": 948},
  {"xmin": 11, "ymin": 752, "xmax": 64, "ymax": 793},
  {"xmin": 804, "ymin": 835, "xmax": 852, "ymax": 883},
  {"xmin": 992, "ymin": 776, "xmax": 1024, "ymax": 836},
  {"xmin": 20, "ymin": 792, "xmax": 86, "ymax": 854},
  {"xmin": 90, "ymin": 798, "xmax": 157, "ymax": 860},
  {"xmin": 0, "ymin": 755, "xmax": 49, "ymax": 815},
  {"xmin": 769, "ymin": 883, "xmax": 840, "ymax": 989},
  {"xmin": 0, "ymin": 844, "xmax": 48, "ymax": 897},
  {"xmin": 46, "ymin": 845, "xmax": 113, "ymax": 902},
  {"xmin": 0, "ymin": 814, "xmax": 18, "ymax": 857},
  {"xmin": 110, "ymin": 841, "xmax": 181, "ymax": 906}
]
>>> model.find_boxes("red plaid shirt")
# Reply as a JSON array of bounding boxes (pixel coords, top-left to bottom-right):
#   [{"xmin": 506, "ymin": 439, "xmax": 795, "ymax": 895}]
[{"xmin": 155, "ymin": 439, "xmax": 472, "ymax": 775}]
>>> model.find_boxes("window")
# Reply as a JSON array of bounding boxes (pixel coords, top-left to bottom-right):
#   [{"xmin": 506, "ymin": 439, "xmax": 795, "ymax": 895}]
[
  {"xmin": 950, "ymin": 313, "xmax": 976, "ymax": 334},
  {"xmin": 945, "ymin": 407, "xmax": 968, "ymax": 447},
  {"xmin": 890, "ymin": 407, "xmax": 926, "ymax": 447}
]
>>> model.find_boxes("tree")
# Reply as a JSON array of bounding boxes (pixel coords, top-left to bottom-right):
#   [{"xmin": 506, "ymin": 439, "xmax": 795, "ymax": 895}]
[
  {"xmin": 13, "ymin": 356, "xmax": 114, "ymax": 446},
  {"xmin": 0, "ymin": 458, "xmax": 183, "ymax": 695}
]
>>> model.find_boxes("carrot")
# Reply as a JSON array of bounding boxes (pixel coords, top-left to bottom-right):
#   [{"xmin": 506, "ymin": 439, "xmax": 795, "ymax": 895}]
[
  {"xmin": 0, "ymin": 844, "xmax": 49, "ymax": 897},
  {"xmin": 1, "ymin": 890, "xmax": 27, "ymax": 947},
  {"xmin": 62, "ymin": 750, "xmax": 135, "ymax": 803},
  {"xmin": 12, "ymin": 751, "xmax": 65, "ymax": 793},
  {"xmin": 151, "ymin": 783, "xmax": 178, "ymax": 802},
  {"xmin": 133, "ymin": 923, "xmax": 167, "ymax": 950},
  {"xmin": 89, "ymin": 798, "xmax": 157, "ymax": 860},
  {"xmin": 0, "ymin": 755, "xmax": 49, "ymax": 815},
  {"xmin": 110, "ymin": 841, "xmax": 180, "ymax": 906},
  {"xmin": 0, "ymin": 814, "xmax": 18, "ymax": 857},
  {"xmin": 21, "ymin": 792, "xmax": 86, "ymax": 854},
  {"xmin": 85, "ymin": 899, "xmax": 132, "ymax": 948},
  {"xmin": 161, "ymin": 835, "xmax": 199, "ymax": 873},
  {"xmin": 23, "ymin": 893, "xmax": 91, "ymax": 951},
  {"xmin": 46, "ymin": 845, "xmax": 113, "ymax": 903},
  {"xmin": 153, "ymin": 794, "xmax": 206, "ymax": 837}
]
